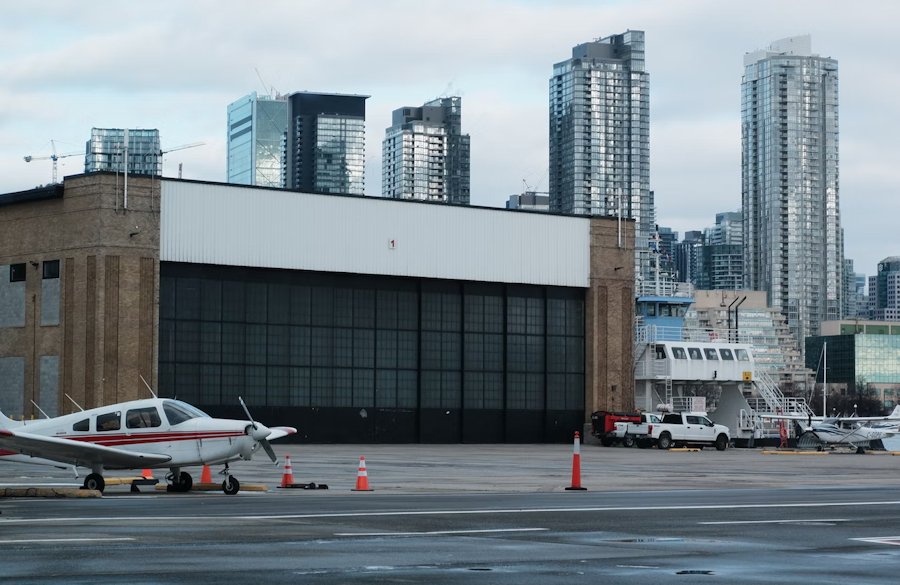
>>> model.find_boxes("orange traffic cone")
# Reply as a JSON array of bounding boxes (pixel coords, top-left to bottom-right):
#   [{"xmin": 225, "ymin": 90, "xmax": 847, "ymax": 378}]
[
  {"xmin": 280, "ymin": 455, "xmax": 295, "ymax": 488},
  {"xmin": 141, "ymin": 468, "xmax": 154, "ymax": 480},
  {"xmin": 352, "ymin": 456, "xmax": 373, "ymax": 491},
  {"xmin": 200, "ymin": 465, "xmax": 212, "ymax": 484},
  {"xmin": 565, "ymin": 431, "xmax": 587, "ymax": 491}
]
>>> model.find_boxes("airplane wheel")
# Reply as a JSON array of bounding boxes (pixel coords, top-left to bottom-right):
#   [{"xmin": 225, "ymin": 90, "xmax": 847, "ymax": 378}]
[
  {"xmin": 223, "ymin": 476, "xmax": 240, "ymax": 495},
  {"xmin": 177, "ymin": 471, "xmax": 193, "ymax": 492},
  {"xmin": 84, "ymin": 473, "xmax": 105, "ymax": 493}
]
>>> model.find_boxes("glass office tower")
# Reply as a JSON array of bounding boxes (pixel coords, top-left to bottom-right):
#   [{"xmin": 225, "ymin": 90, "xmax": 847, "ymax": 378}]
[
  {"xmin": 742, "ymin": 35, "xmax": 842, "ymax": 347},
  {"xmin": 549, "ymin": 31, "xmax": 651, "ymax": 277},
  {"xmin": 382, "ymin": 97, "xmax": 471, "ymax": 204},
  {"xmin": 85, "ymin": 128, "xmax": 161, "ymax": 176},
  {"xmin": 283, "ymin": 92, "xmax": 368, "ymax": 195},
  {"xmin": 226, "ymin": 92, "xmax": 288, "ymax": 188}
]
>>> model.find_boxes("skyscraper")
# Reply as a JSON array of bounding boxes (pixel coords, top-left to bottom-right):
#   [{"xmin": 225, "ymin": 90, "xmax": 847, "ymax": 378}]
[
  {"xmin": 283, "ymin": 91, "xmax": 368, "ymax": 195},
  {"xmin": 85, "ymin": 128, "xmax": 161, "ymax": 176},
  {"xmin": 382, "ymin": 97, "xmax": 470, "ymax": 204},
  {"xmin": 549, "ymin": 31, "xmax": 650, "ymax": 275},
  {"xmin": 870, "ymin": 257, "xmax": 900, "ymax": 320},
  {"xmin": 742, "ymin": 35, "xmax": 842, "ymax": 345},
  {"xmin": 226, "ymin": 92, "xmax": 288, "ymax": 188}
]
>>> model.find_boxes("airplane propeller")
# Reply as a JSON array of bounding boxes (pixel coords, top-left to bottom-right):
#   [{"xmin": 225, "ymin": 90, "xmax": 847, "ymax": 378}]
[{"xmin": 238, "ymin": 396, "xmax": 278, "ymax": 464}]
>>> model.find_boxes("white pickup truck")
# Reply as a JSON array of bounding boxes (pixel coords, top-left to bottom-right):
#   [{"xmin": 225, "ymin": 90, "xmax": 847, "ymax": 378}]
[
  {"xmin": 613, "ymin": 412, "xmax": 663, "ymax": 448},
  {"xmin": 646, "ymin": 412, "xmax": 731, "ymax": 450}
]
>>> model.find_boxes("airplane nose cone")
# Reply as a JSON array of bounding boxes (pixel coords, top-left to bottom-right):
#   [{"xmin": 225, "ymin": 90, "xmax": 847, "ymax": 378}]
[{"xmin": 247, "ymin": 423, "xmax": 271, "ymax": 441}]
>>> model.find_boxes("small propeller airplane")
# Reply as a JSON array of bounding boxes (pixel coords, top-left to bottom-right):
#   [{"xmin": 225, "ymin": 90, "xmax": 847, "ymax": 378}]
[
  {"xmin": 762, "ymin": 405, "xmax": 900, "ymax": 453},
  {"xmin": 0, "ymin": 395, "xmax": 295, "ymax": 494}
]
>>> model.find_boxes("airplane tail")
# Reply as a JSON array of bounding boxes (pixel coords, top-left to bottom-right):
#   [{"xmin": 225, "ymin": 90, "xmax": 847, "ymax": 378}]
[
  {"xmin": 0, "ymin": 406, "xmax": 23, "ymax": 429},
  {"xmin": 890, "ymin": 405, "xmax": 900, "ymax": 419}
]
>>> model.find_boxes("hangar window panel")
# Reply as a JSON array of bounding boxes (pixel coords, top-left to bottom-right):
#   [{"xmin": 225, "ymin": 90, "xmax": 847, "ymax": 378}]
[
  {"xmin": 526, "ymin": 336, "xmax": 544, "ymax": 372},
  {"xmin": 246, "ymin": 283, "xmax": 267, "ymax": 324},
  {"xmin": 525, "ymin": 373, "xmax": 543, "ymax": 409},
  {"xmin": 334, "ymin": 288, "xmax": 353, "ymax": 327},
  {"xmin": 526, "ymin": 298, "xmax": 544, "ymax": 335},
  {"xmin": 376, "ymin": 369, "xmax": 397, "ymax": 407},
  {"xmin": 334, "ymin": 328, "xmax": 353, "ymax": 367},
  {"xmin": 507, "ymin": 372, "xmax": 527, "ymax": 408},
  {"xmin": 422, "ymin": 294, "xmax": 442, "ymax": 330},
  {"xmin": 245, "ymin": 366, "xmax": 267, "ymax": 404},
  {"xmin": 376, "ymin": 330, "xmax": 398, "ymax": 369},
  {"xmin": 222, "ymin": 281, "xmax": 245, "ymax": 322},
  {"xmin": 245, "ymin": 324, "xmax": 267, "ymax": 365},
  {"xmin": 175, "ymin": 278, "xmax": 201, "ymax": 320},
  {"xmin": 484, "ymin": 334, "xmax": 503, "ymax": 371},
  {"xmin": 268, "ymin": 284, "xmax": 290, "ymax": 324},
  {"xmin": 507, "ymin": 335, "xmax": 526, "ymax": 371},
  {"xmin": 547, "ymin": 336, "xmax": 566, "ymax": 371},
  {"xmin": 267, "ymin": 325, "xmax": 289, "ymax": 365},
  {"xmin": 354, "ymin": 289, "xmax": 375, "ymax": 328},
  {"xmin": 334, "ymin": 369, "xmax": 352, "ymax": 407},
  {"xmin": 464, "ymin": 295, "xmax": 484, "ymax": 332},
  {"xmin": 377, "ymin": 290, "xmax": 398, "ymax": 329},
  {"xmin": 290, "ymin": 367, "xmax": 311, "ymax": 406},
  {"xmin": 311, "ymin": 368, "xmax": 332, "ymax": 406},
  {"xmin": 567, "ymin": 338, "xmax": 584, "ymax": 373},
  {"xmin": 290, "ymin": 326, "xmax": 311, "ymax": 366},
  {"xmin": 221, "ymin": 365, "xmax": 244, "ymax": 404},
  {"xmin": 200, "ymin": 280, "xmax": 222, "ymax": 321},
  {"xmin": 268, "ymin": 366, "xmax": 290, "ymax": 405},
  {"xmin": 421, "ymin": 332, "xmax": 442, "ymax": 369},
  {"xmin": 547, "ymin": 298, "xmax": 566, "ymax": 335},
  {"xmin": 547, "ymin": 373, "xmax": 566, "ymax": 409},
  {"xmin": 159, "ymin": 280, "xmax": 176, "ymax": 320},
  {"xmin": 353, "ymin": 369, "xmax": 374, "ymax": 407},
  {"xmin": 354, "ymin": 329, "xmax": 375, "ymax": 368},
  {"xmin": 397, "ymin": 291, "xmax": 418, "ymax": 330},
  {"xmin": 199, "ymin": 322, "xmax": 221, "ymax": 363},
  {"xmin": 199, "ymin": 364, "xmax": 221, "ymax": 404},
  {"xmin": 311, "ymin": 287, "xmax": 333, "ymax": 326},
  {"xmin": 397, "ymin": 331, "xmax": 418, "ymax": 369},
  {"xmin": 441, "ymin": 332, "xmax": 461, "ymax": 369},
  {"xmin": 566, "ymin": 298, "xmax": 584, "ymax": 336},
  {"xmin": 421, "ymin": 371, "xmax": 441, "ymax": 408},
  {"xmin": 290, "ymin": 286, "xmax": 311, "ymax": 325},
  {"xmin": 507, "ymin": 298, "xmax": 526, "ymax": 334},
  {"xmin": 464, "ymin": 371, "xmax": 485, "ymax": 408},
  {"xmin": 175, "ymin": 321, "xmax": 200, "ymax": 363},
  {"xmin": 566, "ymin": 374, "xmax": 584, "ymax": 409},
  {"xmin": 159, "ymin": 320, "xmax": 176, "ymax": 363},
  {"xmin": 483, "ymin": 372, "xmax": 502, "ymax": 408},
  {"xmin": 441, "ymin": 371, "xmax": 461, "ymax": 408},
  {"xmin": 442, "ymin": 294, "xmax": 461, "ymax": 331},
  {"xmin": 484, "ymin": 296, "xmax": 503, "ymax": 333},
  {"xmin": 158, "ymin": 362, "xmax": 175, "ymax": 398},
  {"xmin": 397, "ymin": 370, "xmax": 417, "ymax": 407},
  {"xmin": 464, "ymin": 333, "xmax": 484, "ymax": 370},
  {"xmin": 310, "ymin": 327, "xmax": 333, "ymax": 366},
  {"xmin": 175, "ymin": 364, "xmax": 199, "ymax": 403}
]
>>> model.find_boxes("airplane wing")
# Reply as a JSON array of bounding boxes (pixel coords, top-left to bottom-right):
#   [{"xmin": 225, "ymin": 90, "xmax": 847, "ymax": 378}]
[
  {"xmin": 0, "ymin": 429, "xmax": 171, "ymax": 469},
  {"xmin": 267, "ymin": 426, "xmax": 298, "ymax": 441}
]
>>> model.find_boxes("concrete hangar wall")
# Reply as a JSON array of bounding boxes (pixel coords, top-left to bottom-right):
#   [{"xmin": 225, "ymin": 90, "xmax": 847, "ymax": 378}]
[{"xmin": 0, "ymin": 173, "xmax": 635, "ymax": 443}]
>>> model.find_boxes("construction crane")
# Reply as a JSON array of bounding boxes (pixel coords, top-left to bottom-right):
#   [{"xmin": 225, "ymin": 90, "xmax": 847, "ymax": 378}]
[{"xmin": 23, "ymin": 140, "xmax": 83, "ymax": 184}]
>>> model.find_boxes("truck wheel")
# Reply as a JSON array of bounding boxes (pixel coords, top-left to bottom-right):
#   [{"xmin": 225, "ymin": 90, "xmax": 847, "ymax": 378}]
[
  {"xmin": 623, "ymin": 434, "xmax": 635, "ymax": 448},
  {"xmin": 657, "ymin": 432, "xmax": 672, "ymax": 450},
  {"xmin": 600, "ymin": 436, "xmax": 614, "ymax": 447},
  {"xmin": 715, "ymin": 434, "xmax": 728, "ymax": 451}
]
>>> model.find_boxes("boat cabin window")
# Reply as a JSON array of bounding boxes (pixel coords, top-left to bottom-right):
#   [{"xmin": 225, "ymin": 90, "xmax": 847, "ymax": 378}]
[
  {"xmin": 126, "ymin": 407, "xmax": 162, "ymax": 429},
  {"xmin": 655, "ymin": 345, "xmax": 667, "ymax": 359},
  {"xmin": 720, "ymin": 349, "xmax": 734, "ymax": 360},
  {"xmin": 704, "ymin": 348, "xmax": 718, "ymax": 360},
  {"xmin": 688, "ymin": 347, "xmax": 702, "ymax": 360},
  {"xmin": 72, "ymin": 418, "xmax": 89, "ymax": 432},
  {"xmin": 162, "ymin": 400, "xmax": 209, "ymax": 426},
  {"xmin": 97, "ymin": 411, "xmax": 121, "ymax": 432},
  {"xmin": 735, "ymin": 349, "xmax": 750, "ymax": 361},
  {"xmin": 672, "ymin": 347, "xmax": 687, "ymax": 359}
]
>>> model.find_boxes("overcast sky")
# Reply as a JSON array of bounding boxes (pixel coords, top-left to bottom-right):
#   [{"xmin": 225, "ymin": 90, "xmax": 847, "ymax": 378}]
[{"xmin": 2, "ymin": 0, "xmax": 896, "ymax": 276}]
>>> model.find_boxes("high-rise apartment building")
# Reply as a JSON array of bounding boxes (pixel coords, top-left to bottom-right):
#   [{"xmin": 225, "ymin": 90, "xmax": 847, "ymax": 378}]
[
  {"xmin": 549, "ymin": 31, "xmax": 651, "ymax": 275},
  {"xmin": 869, "ymin": 257, "xmax": 900, "ymax": 320},
  {"xmin": 742, "ymin": 35, "xmax": 842, "ymax": 345},
  {"xmin": 382, "ymin": 97, "xmax": 470, "ymax": 204},
  {"xmin": 698, "ymin": 211, "xmax": 744, "ymax": 291},
  {"xmin": 85, "ymin": 128, "xmax": 161, "ymax": 176},
  {"xmin": 226, "ymin": 92, "xmax": 288, "ymax": 188},
  {"xmin": 283, "ymin": 92, "xmax": 368, "ymax": 195},
  {"xmin": 506, "ymin": 191, "xmax": 549, "ymax": 211}
]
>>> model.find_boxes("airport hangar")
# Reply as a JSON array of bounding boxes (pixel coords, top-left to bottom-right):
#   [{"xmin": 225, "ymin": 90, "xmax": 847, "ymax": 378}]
[{"xmin": 0, "ymin": 173, "xmax": 635, "ymax": 443}]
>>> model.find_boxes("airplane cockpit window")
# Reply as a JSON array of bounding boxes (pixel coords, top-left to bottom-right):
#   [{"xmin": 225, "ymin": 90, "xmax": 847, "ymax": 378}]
[
  {"xmin": 735, "ymin": 349, "xmax": 750, "ymax": 361},
  {"xmin": 97, "ymin": 412, "xmax": 121, "ymax": 432},
  {"xmin": 73, "ymin": 418, "xmax": 89, "ymax": 432},
  {"xmin": 126, "ymin": 407, "xmax": 162, "ymax": 429},
  {"xmin": 163, "ymin": 400, "xmax": 210, "ymax": 426}
]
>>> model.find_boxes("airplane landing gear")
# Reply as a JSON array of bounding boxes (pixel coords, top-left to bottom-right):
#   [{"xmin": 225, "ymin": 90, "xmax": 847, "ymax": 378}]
[
  {"xmin": 166, "ymin": 469, "xmax": 193, "ymax": 493},
  {"xmin": 221, "ymin": 463, "xmax": 240, "ymax": 495},
  {"xmin": 83, "ymin": 473, "xmax": 105, "ymax": 493}
]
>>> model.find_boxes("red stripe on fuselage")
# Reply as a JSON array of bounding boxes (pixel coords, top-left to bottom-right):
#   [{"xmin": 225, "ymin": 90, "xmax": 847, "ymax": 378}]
[{"xmin": 67, "ymin": 431, "xmax": 245, "ymax": 448}]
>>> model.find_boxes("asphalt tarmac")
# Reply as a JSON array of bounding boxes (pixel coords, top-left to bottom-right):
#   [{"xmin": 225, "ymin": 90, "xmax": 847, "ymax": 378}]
[{"xmin": 2, "ymin": 444, "xmax": 900, "ymax": 584}]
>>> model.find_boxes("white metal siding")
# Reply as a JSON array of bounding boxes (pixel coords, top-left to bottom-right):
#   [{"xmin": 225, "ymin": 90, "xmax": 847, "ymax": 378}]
[{"xmin": 161, "ymin": 181, "xmax": 590, "ymax": 287}]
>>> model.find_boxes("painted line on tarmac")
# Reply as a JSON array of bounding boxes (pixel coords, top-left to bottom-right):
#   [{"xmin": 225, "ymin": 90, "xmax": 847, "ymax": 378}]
[
  {"xmin": 0, "ymin": 537, "xmax": 135, "ymax": 544},
  {"xmin": 700, "ymin": 518, "xmax": 850, "ymax": 525},
  {"xmin": 4, "ymin": 500, "xmax": 900, "ymax": 525},
  {"xmin": 334, "ymin": 527, "xmax": 548, "ymax": 537}
]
